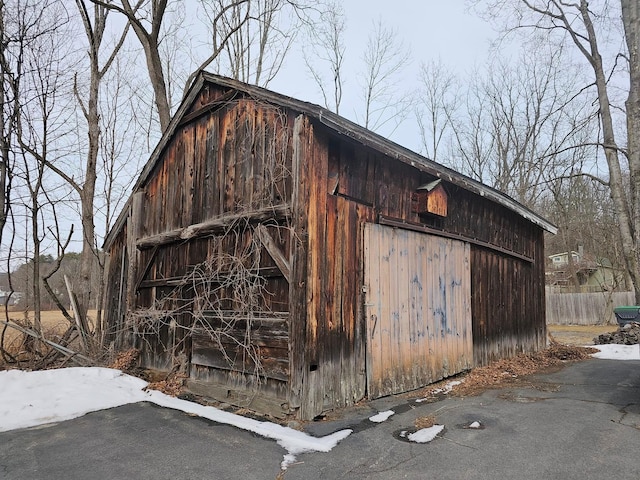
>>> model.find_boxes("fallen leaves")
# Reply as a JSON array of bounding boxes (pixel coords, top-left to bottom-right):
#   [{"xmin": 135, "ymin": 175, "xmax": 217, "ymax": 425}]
[
  {"xmin": 145, "ymin": 373, "xmax": 186, "ymax": 397},
  {"xmin": 413, "ymin": 341, "xmax": 598, "ymax": 399}
]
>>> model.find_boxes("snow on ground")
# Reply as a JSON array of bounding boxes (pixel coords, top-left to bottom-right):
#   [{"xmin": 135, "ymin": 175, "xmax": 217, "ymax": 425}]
[
  {"xmin": 415, "ymin": 380, "xmax": 463, "ymax": 403},
  {"xmin": 0, "ymin": 367, "xmax": 351, "ymax": 470},
  {"xmin": 1, "ymin": 346, "xmax": 638, "ymax": 468},
  {"xmin": 590, "ymin": 344, "xmax": 640, "ymax": 360},
  {"xmin": 407, "ymin": 425, "xmax": 445, "ymax": 443},
  {"xmin": 369, "ymin": 410, "xmax": 394, "ymax": 423}
]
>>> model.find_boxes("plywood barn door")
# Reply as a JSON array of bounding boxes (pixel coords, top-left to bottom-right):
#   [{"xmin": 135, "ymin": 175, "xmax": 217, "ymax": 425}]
[{"xmin": 364, "ymin": 224, "xmax": 472, "ymax": 398}]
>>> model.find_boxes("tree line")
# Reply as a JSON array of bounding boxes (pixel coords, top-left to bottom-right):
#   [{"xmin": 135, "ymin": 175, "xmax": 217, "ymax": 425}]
[{"xmin": 0, "ymin": 0, "xmax": 639, "ymax": 351}]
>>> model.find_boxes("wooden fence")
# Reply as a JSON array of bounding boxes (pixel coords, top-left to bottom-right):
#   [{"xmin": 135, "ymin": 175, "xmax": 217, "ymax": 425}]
[{"xmin": 545, "ymin": 288, "xmax": 635, "ymax": 325}]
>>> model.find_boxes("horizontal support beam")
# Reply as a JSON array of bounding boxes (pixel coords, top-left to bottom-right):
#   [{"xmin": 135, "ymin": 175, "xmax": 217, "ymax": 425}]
[
  {"xmin": 137, "ymin": 266, "xmax": 287, "ymax": 290},
  {"xmin": 378, "ymin": 215, "xmax": 534, "ymax": 264},
  {"xmin": 137, "ymin": 204, "xmax": 291, "ymax": 250}
]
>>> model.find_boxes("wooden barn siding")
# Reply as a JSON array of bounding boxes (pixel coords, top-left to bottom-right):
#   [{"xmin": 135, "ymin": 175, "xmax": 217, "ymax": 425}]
[
  {"xmin": 316, "ymin": 195, "xmax": 373, "ymax": 410},
  {"xmin": 364, "ymin": 225, "xmax": 473, "ymax": 399},
  {"xmin": 470, "ymin": 228, "xmax": 546, "ymax": 366},
  {"xmin": 314, "ymin": 132, "xmax": 546, "ymax": 401},
  {"xmin": 104, "ymin": 84, "xmax": 547, "ymax": 418},
  {"xmin": 103, "ymin": 229, "xmax": 128, "ymax": 347},
  {"xmin": 125, "ymin": 89, "xmax": 294, "ymax": 399}
]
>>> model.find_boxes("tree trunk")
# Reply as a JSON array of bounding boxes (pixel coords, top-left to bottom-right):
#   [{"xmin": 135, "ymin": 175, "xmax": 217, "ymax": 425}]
[
  {"xmin": 77, "ymin": 56, "xmax": 100, "ymax": 329},
  {"xmin": 577, "ymin": 1, "xmax": 640, "ymax": 302},
  {"xmin": 621, "ymin": 0, "xmax": 640, "ymax": 303},
  {"xmin": 145, "ymin": 42, "xmax": 171, "ymax": 132}
]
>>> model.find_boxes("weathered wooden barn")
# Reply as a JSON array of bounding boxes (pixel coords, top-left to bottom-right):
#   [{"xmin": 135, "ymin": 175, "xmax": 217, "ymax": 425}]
[{"xmin": 103, "ymin": 72, "xmax": 557, "ymax": 420}]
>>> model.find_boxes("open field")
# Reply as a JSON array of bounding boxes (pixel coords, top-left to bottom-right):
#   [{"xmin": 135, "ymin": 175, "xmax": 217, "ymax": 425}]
[{"xmin": 1, "ymin": 310, "xmax": 98, "ymax": 347}]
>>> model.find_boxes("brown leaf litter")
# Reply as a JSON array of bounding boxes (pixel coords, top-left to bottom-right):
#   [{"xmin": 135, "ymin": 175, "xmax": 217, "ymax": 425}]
[
  {"xmin": 108, "ymin": 348, "xmax": 186, "ymax": 397},
  {"xmin": 413, "ymin": 341, "xmax": 598, "ymax": 399}
]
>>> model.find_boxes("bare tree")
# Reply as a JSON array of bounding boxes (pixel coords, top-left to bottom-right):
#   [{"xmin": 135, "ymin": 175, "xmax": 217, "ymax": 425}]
[
  {"xmin": 475, "ymin": 0, "xmax": 640, "ymax": 301},
  {"xmin": 303, "ymin": 0, "xmax": 345, "ymax": 114},
  {"xmin": 0, "ymin": 0, "xmax": 14, "ymax": 248},
  {"xmin": 70, "ymin": 0, "xmax": 128, "ymax": 336},
  {"xmin": 435, "ymin": 47, "xmax": 595, "ymax": 209},
  {"xmin": 415, "ymin": 59, "xmax": 459, "ymax": 161},
  {"xmin": 86, "ymin": 0, "xmax": 176, "ymax": 132},
  {"xmin": 199, "ymin": 0, "xmax": 300, "ymax": 87},
  {"xmin": 4, "ymin": 0, "xmax": 76, "ymax": 334},
  {"xmin": 356, "ymin": 19, "xmax": 411, "ymax": 134}
]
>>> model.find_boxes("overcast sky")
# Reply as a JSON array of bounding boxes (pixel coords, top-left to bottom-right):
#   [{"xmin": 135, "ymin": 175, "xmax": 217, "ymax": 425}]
[{"xmin": 268, "ymin": 1, "xmax": 499, "ymax": 152}]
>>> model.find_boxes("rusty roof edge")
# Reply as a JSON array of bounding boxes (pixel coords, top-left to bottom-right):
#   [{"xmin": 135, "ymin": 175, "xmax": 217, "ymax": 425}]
[
  {"xmin": 198, "ymin": 73, "xmax": 557, "ymax": 235},
  {"xmin": 311, "ymin": 111, "xmax": 558, "ymax": 235}
]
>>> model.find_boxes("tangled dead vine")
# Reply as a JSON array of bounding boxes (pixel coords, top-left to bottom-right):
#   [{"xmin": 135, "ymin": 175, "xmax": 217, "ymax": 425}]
[
  {"xmin": 125, "ymin": 100, "xmax": 295, "ymax": 383},
  {"xmin": 128, "ymin": 219, "xmax": 288, "ymax": 384}
]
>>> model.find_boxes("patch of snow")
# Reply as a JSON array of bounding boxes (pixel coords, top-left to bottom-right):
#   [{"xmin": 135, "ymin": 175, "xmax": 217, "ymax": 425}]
[
  {"xmin": 0, "ymin": 367, "xmax": 149, "ymax": 432},
  {"xmin": 407, "ymin": 424, "xmax": 444, "ymax": 443},
  {"xmin": 415, "ymin": 380, "xmax": 463, "ymax": 402},
  {"xmin": 0, "ymin": 367, "xmax": 351, "ymax": 470},
  {"xmin": 591, "ymin": 344, "xmax": 640, "ymax": 360},
  {"xmin": 369, "ymin": 410, "xmax": 394, "ymax": 423},
  {"xmin": 468, "ymin": 421, "xmax": 481, "ymax": 429}
]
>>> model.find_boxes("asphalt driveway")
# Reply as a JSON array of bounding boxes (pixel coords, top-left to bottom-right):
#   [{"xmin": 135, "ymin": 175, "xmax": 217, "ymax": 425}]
[{"xmin": 1, "ymin": 358, "xmax": 639, "ymax": 480}]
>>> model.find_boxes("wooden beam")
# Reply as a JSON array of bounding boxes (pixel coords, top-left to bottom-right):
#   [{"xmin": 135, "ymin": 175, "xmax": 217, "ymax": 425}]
[
  {"xmin": 136, "ymin": 204, "xmax": 291, "ymax": 250},
  {"xmin": 254, "ymin": 224, "xmax": 291, "ymax": 283},
  {"xmin": 134, "ymin": 246, "xmax": 159, "ymax": 292},
  {"xmin": 185, "ymin": 379, "xmax": 289, "ymax": 419},
  {"xmin": 378, "ymin": 215, "xmax": 534, "ymax": 264},
  {"xmin": 137, "ymin": 266, "xmax": 285, "ymax": 289}
]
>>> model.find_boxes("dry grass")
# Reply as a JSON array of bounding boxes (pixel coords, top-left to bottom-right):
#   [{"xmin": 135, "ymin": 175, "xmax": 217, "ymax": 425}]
[
  {"xmin": 2, "ymin": 310, "xmax": 98, "ymax": 341},
  {"xmin": 0, "ymin": 310, "xmax": 99, "ymax": 369},
  {"xmin": 547, "ymin": 324, "xmax": 617, "ymax": 346}
]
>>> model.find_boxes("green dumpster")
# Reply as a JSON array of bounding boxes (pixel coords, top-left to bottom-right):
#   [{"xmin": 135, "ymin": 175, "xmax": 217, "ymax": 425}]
[{"xmin": 614, "ymin": 306, "xmax": 640, "ymax": 326}]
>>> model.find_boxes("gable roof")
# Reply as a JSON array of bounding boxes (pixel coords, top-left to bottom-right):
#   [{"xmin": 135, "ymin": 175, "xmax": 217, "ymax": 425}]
[{"xmin": 104, "ymin": 71, "xmax": 557, "ymax": 249}]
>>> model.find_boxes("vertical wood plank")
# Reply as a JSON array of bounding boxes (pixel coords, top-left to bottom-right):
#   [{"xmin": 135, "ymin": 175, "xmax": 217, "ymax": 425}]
[{"xmin": 288, "ymin": 115, "xmax": 307, "ymax": 409}]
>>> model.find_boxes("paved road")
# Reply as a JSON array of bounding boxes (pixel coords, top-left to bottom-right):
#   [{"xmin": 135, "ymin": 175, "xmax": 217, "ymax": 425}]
[{"xmin": 1, "ymin": 359, "xmax": 640, "ymax": 480}]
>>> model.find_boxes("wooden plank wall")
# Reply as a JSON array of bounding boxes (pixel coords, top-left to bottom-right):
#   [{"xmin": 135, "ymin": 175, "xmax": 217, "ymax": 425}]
[
  {"xmin": 103, "ymin": 229, "xmax": 128, "ymax": 348},
  {"xmin": 470, "ymin": 223, "xmax": 546, "ymax": 366},
  {"xmin": 299, "ymin": 129, "xmax": 547, "ymax": 418},
  {"xmin": 104, "ymin": 84, "xmax": 548, "ymax": 419},
  {"xmin": 364, "ymin": 225, "xmax": 473, "ymax": 398},
  {"xmin": 115, "ymin": 87, "xmax": 294, "ymax": 407},
  {"xmin": 546, "ymin": 289, "xmax": 632, "ymax": 325},
  {"xmin": 291, "ymin": 126, "xmax": 378, "ymax": 418}
]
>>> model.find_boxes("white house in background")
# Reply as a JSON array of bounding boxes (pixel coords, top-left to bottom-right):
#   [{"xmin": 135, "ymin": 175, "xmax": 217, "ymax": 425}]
[
  {"xmin": 548, "ymin": 250, "xmax": 583, "ymax": 267},
  {"xmin": 0, "ymin": 290, "xmax": 21, "ymax": 306},
  {"xmin": 546, "ymin": 247, "xmax": 626, "ymax": 291}
]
